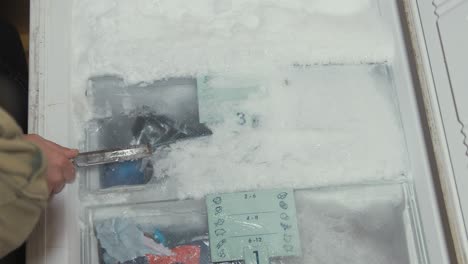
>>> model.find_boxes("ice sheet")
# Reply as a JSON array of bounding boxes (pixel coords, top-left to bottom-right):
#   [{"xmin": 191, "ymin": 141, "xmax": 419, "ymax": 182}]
[
  {"xmin": 72, "ymin": 0, "xmax": 392, "ymax": 83},
  {"xmin": 154, "ymin": 65, "xmax": 407, "ymax": 199}
]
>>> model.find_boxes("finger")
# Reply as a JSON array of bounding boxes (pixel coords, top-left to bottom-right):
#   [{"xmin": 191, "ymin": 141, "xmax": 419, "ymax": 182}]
[
  {"xmin": 53, "ymin": 183, "xmax": 65, "ymax": 194},
  {"xmin": 62, "ymin": 160, "xmax": 76, "ymax": 183},
  {"xmin": 47, "ymin": 181, "xmax": 54, "ymax": 195},
  {"xmin": 45, "ymin": 140, "xmax": 70, "ymax": 152},
  {"xmin": 64, "ymin": 148, "xmax": 79, "ymax": 159},
  {"xmin": 47, "ymin": 167, "xmax": 64, "ymax": 194},
  {"xmin": 54, "ymin": 144, "xmax": 79, "ymax": 158},
  {"xmin": 30, "ymin": 136, "xmax": 78, "ymax": 158}
]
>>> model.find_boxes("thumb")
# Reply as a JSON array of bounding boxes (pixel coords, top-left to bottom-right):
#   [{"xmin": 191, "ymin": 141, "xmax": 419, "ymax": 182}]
[{"xmin": 63, "ymin": 148, "xmax": 79, "ymax": 159}]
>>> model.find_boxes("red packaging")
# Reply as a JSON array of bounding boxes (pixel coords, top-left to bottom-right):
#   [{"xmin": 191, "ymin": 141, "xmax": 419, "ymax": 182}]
[{"xmin": 147, "ymin": 245, "xmax": 200, "ymax": 264}]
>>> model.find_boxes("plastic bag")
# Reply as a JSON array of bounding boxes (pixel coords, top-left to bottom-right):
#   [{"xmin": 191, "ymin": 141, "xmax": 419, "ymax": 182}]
[{"xmin": 95, "ymin": 218, "xmax": 172, "ymax": 263}]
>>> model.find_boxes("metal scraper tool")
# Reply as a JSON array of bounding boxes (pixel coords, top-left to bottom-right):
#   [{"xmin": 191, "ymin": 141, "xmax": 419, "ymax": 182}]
[{"xmin": 74, "ymin": 144, "xmax": 152, "ymax": 167}]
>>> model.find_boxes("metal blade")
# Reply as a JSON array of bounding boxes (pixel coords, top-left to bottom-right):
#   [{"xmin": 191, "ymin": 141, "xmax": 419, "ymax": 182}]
[{"xmin": 74, "ymin": 144, "xmax": 152, "ymax": 167}]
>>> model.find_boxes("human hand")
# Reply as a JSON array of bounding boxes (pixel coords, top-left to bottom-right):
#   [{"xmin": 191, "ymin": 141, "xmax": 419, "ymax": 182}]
[{"xmin": 24, "ymin": 134, "xmax": 79, "ymax": 194}]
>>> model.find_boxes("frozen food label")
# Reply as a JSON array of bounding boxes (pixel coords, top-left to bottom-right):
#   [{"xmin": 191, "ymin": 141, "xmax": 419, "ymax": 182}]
[{"xmin": 206, "ymin": 189, "xmax": 301, "ymax": 263}]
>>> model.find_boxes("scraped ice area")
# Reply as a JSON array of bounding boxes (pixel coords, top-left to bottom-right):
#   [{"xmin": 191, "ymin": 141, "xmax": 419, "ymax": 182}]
[
  {"xmin": 82, "ymin": 184, "xmax": 423, "ymax": 264},
  {"xmin": 81, "ymin": 77, "xmax": 213, "ymax": 191},
  {"xmin": 71, "ymin": 0, "xmax": 427, "ymax": 263}
]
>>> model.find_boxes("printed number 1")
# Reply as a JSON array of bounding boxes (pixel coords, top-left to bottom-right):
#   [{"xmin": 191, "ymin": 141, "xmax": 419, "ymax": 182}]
[{"xmin": 254, "ymin": 250, "xmax": 260, "ymax": 264}]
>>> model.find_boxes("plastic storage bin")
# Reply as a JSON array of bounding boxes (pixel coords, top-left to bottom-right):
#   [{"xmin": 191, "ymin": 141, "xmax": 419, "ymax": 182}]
[{"xmin": 82, "ymin": 184, "xmax": 425, "ymax": 264}]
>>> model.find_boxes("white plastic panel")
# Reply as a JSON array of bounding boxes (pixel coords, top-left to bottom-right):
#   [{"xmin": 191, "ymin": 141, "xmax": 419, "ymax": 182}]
[
  {"xmin": 408, "ymin": 0, "xmax": 468, "ymax": 262},
  {"xmin": 436, "ymin": 1, "xmax": 468, "ymax": 230}
]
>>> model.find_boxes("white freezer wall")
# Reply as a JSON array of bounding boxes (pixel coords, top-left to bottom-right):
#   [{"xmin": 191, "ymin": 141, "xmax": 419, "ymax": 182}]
[
  {"xmin": 406, "ymin": 0, "xmax": 468, "ymax": 262},
  {"xmin": 26, "ymin": 0, "xmax": 456, "ymax": 263},
  {"xmin": 27, "ymin": 0, "xmax": 80, "ymax": 263}
]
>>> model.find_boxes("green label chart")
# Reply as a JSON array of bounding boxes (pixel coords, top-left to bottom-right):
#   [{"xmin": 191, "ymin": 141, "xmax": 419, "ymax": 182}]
[{"xmin": 206, "ymin": 189, "xmax": 301, "ymax": 263}]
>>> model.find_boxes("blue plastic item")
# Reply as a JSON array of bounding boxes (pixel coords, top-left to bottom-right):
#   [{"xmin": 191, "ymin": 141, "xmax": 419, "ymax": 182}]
[
  {"xmin": 100, "ymin": 160, "xmax": 147, "ymax": 188},
  {"xmin": 153, "ymin": 229, "xmax": 167, "ymax": 247}
]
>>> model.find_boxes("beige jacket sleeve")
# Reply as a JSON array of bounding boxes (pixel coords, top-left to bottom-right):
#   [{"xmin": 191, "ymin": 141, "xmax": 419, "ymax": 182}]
[{"xmin": 0, "ymin": 107, "xmax": 49, "ymax": 258}]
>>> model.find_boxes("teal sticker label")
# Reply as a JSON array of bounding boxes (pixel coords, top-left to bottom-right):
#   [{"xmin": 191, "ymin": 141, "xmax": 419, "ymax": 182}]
[
  {"xmin": 197, "ymin": 75, "xmax": 265, "ymax": 126},
  {"xmin": 206, "ymin": 189, "xmax": 301, "ymax": 263}
]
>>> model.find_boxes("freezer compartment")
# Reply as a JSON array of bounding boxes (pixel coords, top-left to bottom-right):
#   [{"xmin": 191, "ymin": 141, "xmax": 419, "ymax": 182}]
[
  {"xmin": 81, "ymin": 183, "xmax": 426, "ymax": 264},
  {"xmin": 79, "ymin": 64, "xmax": 409, "ymax": 198},
  {"xmin": 26, "ymin": 0, "xmax": 454, "ymax": 262}
]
